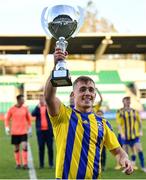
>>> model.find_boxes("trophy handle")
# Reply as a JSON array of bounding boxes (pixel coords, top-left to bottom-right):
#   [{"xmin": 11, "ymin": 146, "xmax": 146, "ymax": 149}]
[
  {"xmin": 41, "ymin": 7, "xmax": 52, "ymax": 37},
  {"xmin": 72, "ymin": 6, "xmax": 85, "ymax": 37}
]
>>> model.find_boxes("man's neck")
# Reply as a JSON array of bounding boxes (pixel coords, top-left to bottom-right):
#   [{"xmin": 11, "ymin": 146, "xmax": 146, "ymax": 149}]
[
  {"xmin": 15, "ymin": 104, "xmax": 22, "ymax": 108},
  {"xmin": 74, "ymin": 106, "xmax": 92, "ymax": 113},
  {"xmin": 40, "ymin": 103, "xmax": 45, "ymax": 106},
  {"xmin": 124, "ymin": 106, "xmax": 131, "ymax": 110}
]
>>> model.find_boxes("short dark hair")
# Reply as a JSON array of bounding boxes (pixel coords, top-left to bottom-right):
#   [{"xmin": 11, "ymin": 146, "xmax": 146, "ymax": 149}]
[
  {"xmin": 16, "ymin": 94, "xmax": 24, "ymax": 101},
  {"xmin": 122, "ymin": 96, "xmax": 130, "ymax": 101},
  {"xmin": 73, "ymin": 76, "xmax": 95, "ymax": 89}
]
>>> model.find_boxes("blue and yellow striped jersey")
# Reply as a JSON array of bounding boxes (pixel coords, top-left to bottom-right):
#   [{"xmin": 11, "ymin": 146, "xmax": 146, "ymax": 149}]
[
  {"xmin": 49, "ymin": 103, "xmax": 120, "ymax": 179},
  {"xmin": 116, "ymin": 108, "xmax": 141, "ymax": 140}
]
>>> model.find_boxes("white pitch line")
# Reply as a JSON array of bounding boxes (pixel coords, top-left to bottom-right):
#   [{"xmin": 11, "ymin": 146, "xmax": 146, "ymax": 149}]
[{"xmin": 28, "ymin": 142, "xmax": 37, "ymax": 180}]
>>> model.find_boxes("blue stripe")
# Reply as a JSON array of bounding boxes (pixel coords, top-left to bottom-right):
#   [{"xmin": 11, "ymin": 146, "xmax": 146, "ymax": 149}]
[
  {"xmin": 106, "ymin": 121, "xmax": 113, "ymax": 131},
  {"xmin": 62, "ymin": 111, "xmax": 78, "ymax": 179},
  {"xmin": 92, "ymin": 116, "xmax": 104, "ymax": 179},
  {"xmin": 123, "ymin": 111, "xmax": 128, "ymax": 139},
  {"xmin": 133, "ymin": 110, "xmax": 136, "ymax": 137},
  {"xmin": 76, "ymin": 113, "xmax": 90, "ymax": 179},
  {"xmin": 128, "ymin": 111, "xmax": 132, "ymax": 139}
]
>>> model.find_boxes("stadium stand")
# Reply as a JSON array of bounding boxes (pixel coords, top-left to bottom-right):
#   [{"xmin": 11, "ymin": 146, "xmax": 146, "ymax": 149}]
[
  {"xmin": 0, "ymin": 69, "xmax": 145, "ymax": 117},
  {"xmin": 0, "ymin": 34, "xmax": 146, "ymax": 120},
  {"xmin": 97, "ymin": 70, "xmax": 122, "ymax": 84}
]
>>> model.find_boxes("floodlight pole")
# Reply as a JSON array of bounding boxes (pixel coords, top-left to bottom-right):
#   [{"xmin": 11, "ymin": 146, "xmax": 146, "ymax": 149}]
[
  {"xmin": 94, "ymin": 35, "xmax": 113, "ymax": 71},
  {"xmin": 43, "ymin": 37, "xmax": 51, "ymax": 75}
]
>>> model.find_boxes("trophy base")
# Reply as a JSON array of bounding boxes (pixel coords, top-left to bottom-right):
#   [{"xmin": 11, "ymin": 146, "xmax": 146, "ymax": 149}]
[{"xmin": 51, "ymin": 69, "xmax": 72, "ymax": 87}]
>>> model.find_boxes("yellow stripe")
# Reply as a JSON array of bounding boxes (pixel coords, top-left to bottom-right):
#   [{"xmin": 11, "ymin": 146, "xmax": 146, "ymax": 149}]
[
  {"xmin": 55, "ymin": 121, "xmax": 70, "ymax": 177},
  {"xmin": 68, "ymin": 113, "xmax": 84, "ymax": 178},
  {"xmin": 85, "ymin": 114, "xmax": 98, "ymax": 178},
  {"xmin": 52, "ymin": 105, "xmax": 72, "ymax": 178}
]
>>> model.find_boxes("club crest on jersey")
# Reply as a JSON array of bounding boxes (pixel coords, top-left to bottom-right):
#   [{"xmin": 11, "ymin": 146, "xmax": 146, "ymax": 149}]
[
  {"xmin": 82, "ymin": 120, "xmax": 89, "ymax": 124},
  {"xmin": 97, "ymin": 122, "xmax": 103, "ymax": 131}
]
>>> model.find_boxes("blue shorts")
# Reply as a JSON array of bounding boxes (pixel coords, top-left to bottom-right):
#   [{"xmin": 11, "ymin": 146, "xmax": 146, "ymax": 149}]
[{"xmin": 123, "ymin": 137, "xmax": 140, "ymax": 147}]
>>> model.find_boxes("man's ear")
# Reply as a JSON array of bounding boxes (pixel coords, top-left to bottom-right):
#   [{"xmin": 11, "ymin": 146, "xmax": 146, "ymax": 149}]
[
  {"xmin": 94, "ymin": 92, "xmax": 96, "ymax": 99},
  {"xmin": 70, "ymin": 91, "xmax": 74, "ymax": 97},
  {"xmin": 72, "ymin": 92, "xmax": 75, "ymax": 98}
]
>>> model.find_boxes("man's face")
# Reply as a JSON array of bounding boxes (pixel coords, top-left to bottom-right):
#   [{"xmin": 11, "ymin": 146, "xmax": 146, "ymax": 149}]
[
  {"xmin": 123, "ymin": 98, "xmax": 131, "ymax": 107},
  {"xmin": 73, "ymin": 81, "xmax": 96, "ymax": 110},
  {"xmin": 39, "ymin": 96, "xmax": 46, "ymax": 105},
  {"xmin": 18, "ymin": 97, "xmax": 24, "ymax": 106}
]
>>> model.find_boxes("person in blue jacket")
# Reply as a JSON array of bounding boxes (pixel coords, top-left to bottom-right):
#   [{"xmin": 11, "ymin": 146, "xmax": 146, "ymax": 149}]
[{"xmin": 31, "ymin": 95, "xmax": 54, "ymax": 169}]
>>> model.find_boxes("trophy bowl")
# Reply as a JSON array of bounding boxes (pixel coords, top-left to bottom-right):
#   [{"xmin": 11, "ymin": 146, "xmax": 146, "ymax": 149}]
[{"xmin": 41, "ymin": 4, "xmax": 84, "ymax": 87}]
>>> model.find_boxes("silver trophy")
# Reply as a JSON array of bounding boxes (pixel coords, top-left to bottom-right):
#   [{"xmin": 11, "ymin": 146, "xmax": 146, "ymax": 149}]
[{"xmin": 41, "ymin": 4, "xmax": 84, "ymax": 87}]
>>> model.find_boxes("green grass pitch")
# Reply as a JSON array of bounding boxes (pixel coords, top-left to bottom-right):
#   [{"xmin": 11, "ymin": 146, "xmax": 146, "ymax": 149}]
[{"xmin": 0, "ymin": 120, "xmax": 146, "ymax": 179}]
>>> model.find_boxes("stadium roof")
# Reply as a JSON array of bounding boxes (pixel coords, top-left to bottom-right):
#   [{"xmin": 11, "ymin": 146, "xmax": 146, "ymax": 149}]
[{"xmin": 0, "ymin": 33, "xmax": 146, "ymax": 56}]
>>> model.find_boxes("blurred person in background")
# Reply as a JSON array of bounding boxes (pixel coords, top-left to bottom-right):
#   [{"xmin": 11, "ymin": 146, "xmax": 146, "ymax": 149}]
[
  {"xmin": 31, "ymin": 95, "xmax": 54, "ymax": 169},
  {"xmin": 96, "ymin": 110, "xmax": 106, "ymax": 171},
  {"xmin": 115, "ymin": 107, "xmax": 127, "ymax": 170},
  {"xmin": 44, "ymin": 48, "xmax": 133, "ymax": 179},
  {"xmin": 116, "ymin": 96, "xmax": 146, "ymax": 172},
  {"xmin": 93, "ymin": 87, "xmax": 103, "ymax": 113},
  {"xmin": 93, "ymin": 89, "xmax": 106, "ymax": 171},
  {"xmin": 69, "ymin": 91, "xmax": 75, "ymax": 109},
  {"xmin": 4, "ymin": 94, "xmax": 32, "ymax": 169}
]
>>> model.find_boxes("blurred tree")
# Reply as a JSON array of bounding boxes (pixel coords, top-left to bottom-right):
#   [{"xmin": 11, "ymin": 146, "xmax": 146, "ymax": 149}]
[{"xmin": 80, "ymin": 0, "xmax": 117, "ymax": 33}]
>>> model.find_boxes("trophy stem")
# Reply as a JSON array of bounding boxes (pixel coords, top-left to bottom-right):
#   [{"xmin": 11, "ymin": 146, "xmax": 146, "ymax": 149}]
[
  {"xmin": 55, "ymin": 37, "xmax": 68, "ymax": 71},
  {"xmin": 56, "ymin": 37, "xmax": 68, "ymax": 52},
  {"xmin": 51, "ymin": 36, "xmax": 72, "ymax": 87}
]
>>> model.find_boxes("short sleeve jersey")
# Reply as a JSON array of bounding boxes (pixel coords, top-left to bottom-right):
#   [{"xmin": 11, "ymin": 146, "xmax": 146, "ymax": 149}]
[
  {"xmin": 49, "ymin": 103, "xmax": 120, "ymax": 179},
  {"xmin": 116, "ymin": 108, "xmax": 141, "ymax": 140},
  {"xmin": 5, "ymin": 105, "xmax": 31, "ymax": 135}
]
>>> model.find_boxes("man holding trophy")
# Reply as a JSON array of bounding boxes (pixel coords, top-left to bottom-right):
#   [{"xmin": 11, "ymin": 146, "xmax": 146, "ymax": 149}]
[{"xmin": 42, "ymin": 4, "xmax": 133, "ymax": 179}]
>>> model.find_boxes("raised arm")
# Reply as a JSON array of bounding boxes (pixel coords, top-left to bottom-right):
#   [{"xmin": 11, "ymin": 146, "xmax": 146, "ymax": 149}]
[
  {"xmin": 96, "ymin": 87, "xmax": 102, "ymax": 106},
  {"xmin": 93, "ymin": 88, "xmax": 102, "ymax": 113},
  {"xmin": 44, "ymin": 48, "xmax": 67, "ymax": 116},
  {"xmin": 116, "ymin": 110, "xmax": 125, "ymax": 139}
]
